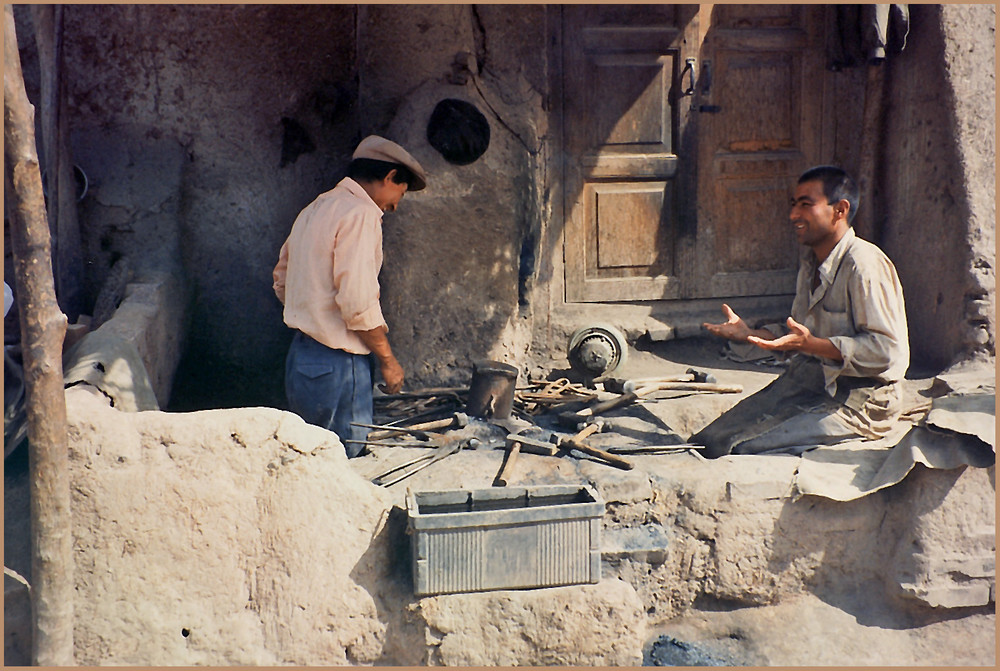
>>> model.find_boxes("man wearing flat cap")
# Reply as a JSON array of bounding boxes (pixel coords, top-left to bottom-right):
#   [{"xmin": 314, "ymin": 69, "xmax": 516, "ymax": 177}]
[{"xmin": 273, "ymin": 135, "xmax": 427, "ymax": 456}]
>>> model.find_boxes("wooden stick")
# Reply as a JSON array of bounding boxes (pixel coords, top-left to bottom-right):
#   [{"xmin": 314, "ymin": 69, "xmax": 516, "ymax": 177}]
[{"xmin": 4, "ymin": 6, "xmax": 74, "ymax": 664}]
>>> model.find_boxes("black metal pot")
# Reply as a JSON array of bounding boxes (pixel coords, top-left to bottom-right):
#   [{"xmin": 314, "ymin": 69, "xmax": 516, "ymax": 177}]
[{"xmin": 466, "ymin": 360, "xmax": 519, "ymax": 419}]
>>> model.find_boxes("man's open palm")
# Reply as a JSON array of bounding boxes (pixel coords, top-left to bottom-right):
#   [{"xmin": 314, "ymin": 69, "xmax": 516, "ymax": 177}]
[{"xmin": 702, "ymin": 303, "xmax": 752, "ymax": 341}]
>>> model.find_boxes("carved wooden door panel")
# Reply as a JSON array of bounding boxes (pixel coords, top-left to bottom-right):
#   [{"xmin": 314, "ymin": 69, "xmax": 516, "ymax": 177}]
[
  {"xmin": 691, "ymin": 4, "xmax": 830, "ymax": 299},
  {"xmin": 562, "ymin": 5, "xmax": 699, "ymax": 302},
  {"xmin": 562, "ymin": 4, "xmax": 830, "ymax": 303}
]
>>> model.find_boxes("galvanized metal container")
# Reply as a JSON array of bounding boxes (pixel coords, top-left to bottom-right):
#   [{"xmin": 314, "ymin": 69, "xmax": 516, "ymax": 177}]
[{"xmin": 406, "ymin": 484, "xmax": 604, "ymax": 596}]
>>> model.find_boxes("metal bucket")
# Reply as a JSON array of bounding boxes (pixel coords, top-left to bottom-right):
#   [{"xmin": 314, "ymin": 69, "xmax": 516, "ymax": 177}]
[{"xmin": 466, "ymin": 360, "xmax": 519, "ymax": 419}]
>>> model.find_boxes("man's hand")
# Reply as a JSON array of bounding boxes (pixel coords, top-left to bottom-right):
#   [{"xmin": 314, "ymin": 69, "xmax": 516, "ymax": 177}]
[
  {"xmin": 748, "ymin": 316, "xmax": 809, "ymax": 351},
  {"xmin": 749, "ymin": 316, "xmax": 844, "ymax": 362},
  {"xmin": 702, "ymin": 303, "xmax": 775, "ymax": 342},
  {"xmin": 378, "ymin": 356, "xmax": 405, "ymax": 394},
  {"xmin": 356, "ymin": 325, "xmax": 405, "ymax": 393}
]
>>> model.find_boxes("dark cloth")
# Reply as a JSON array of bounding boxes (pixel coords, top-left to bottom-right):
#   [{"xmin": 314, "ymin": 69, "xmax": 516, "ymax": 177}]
[
  {"xmin": 830, "ymin": 4, "xmax": 910, "ymax": 69},
  {"xmin": 284, "ymin": 331, "xmax": 374, "ymax": 457}
]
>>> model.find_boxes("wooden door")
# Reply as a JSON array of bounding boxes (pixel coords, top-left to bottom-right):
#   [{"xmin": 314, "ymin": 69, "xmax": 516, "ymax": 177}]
[
  {"xmin": 562, "ymin": 5, "xmax": 699, "ymax": 302},
  {"xmin": 691, "ymin": 4, "xmax": 830, "ymax": 299},
  {"xmin": 562, "ymin": 4, "xmax": 831, "ymax": 304}
]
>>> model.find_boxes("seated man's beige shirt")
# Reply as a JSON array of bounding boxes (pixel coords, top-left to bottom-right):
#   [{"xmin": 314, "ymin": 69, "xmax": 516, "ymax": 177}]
[
  {"xmin": 273, "ymin": 177, "xmax": 386, "ymax": 355},
  {"xmin": 789, "ymin": 226, "xmax": 909, "ymax": 397}
]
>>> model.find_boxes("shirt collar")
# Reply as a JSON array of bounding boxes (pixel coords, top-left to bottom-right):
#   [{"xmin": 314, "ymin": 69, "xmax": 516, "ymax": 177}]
[
  {"xmin": 338, "ymin": 177, "xmax": 384, "ymax": 218},
  {"xmin": 815, "ymin": 226, "xmax": 855, "ymax": 284}
]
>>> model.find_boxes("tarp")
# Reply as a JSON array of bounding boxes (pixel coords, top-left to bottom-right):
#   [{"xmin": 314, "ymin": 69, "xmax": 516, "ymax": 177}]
[{"xmin": 792, "ymin": 391, "xmax": 994, "ymax": 501}]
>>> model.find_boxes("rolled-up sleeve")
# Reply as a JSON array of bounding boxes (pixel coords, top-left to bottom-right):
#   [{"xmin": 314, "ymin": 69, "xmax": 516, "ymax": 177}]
[
  {"xmin": 332, "ymin": 209, "xmax": 387, "ymax": 332},
  {"xmin": 272, "ymin": 240, "xmax": 289, "ymax": 304}
]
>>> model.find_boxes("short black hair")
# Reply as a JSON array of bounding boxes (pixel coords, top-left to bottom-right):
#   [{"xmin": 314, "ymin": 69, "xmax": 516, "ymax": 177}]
[
  {"xmin": 346, "ymin": 158, "xmax": 416, "ymax": 189},
  {"xmin": 798, "ymin": 165, "xmax": 859, "ymax": 224}
]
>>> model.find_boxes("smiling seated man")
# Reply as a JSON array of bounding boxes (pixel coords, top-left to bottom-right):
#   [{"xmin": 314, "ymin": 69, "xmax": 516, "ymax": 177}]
[{"xmin": 691, "ymin": 165, "xmax": 909, "ymax": 458}]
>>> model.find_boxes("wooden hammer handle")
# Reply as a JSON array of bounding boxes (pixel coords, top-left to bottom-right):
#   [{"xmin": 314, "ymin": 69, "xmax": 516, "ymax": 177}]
[
  {"xmin": 561, "ymin": 437, "xmax": 634, "ymax": 470},
  {"xmin": 368, "ymin": 416, "xmax": 454, "ymax": 440},
  {"xmin": 494, "ymin": 440, "xmax": 522, "ymax": 487},
  {"xmin": 570, "ymin": 422, "xmax": 602, "ymax": 443},
  {"xmin": 648, "ymin": 382, "xmax": 743, "ymax": 393},
  {"xmin": 579, "ymin": 390, "xmax": 640, "ymax": 417}
]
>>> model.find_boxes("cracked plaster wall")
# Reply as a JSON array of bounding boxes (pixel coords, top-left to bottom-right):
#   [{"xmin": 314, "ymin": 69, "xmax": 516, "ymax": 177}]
[
  {"xmin": 17, "ymin": 4, "xmax": 551, "ymax": 409},
  {"xmin": 11, "ymin": 4, "xmax": 994, "ymax": 411},
  {"xmin": 881, "ymin": 4, "xmax": 996, "ymax": 369}
]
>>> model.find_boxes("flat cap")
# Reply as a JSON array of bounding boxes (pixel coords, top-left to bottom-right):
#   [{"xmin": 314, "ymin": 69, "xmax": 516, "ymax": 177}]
[{"xmin": 352, "ymin": 135, "xmax": 427, "ymax": 191}]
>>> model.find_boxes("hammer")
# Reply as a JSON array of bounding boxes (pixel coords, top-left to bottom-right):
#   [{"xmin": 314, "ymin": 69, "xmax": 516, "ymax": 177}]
[
  {"xmin": 561, "ymin": 374, "xmax": 742, "ymax": 426},
  {"xmin": 364, "ymin": 412, "xmax": 471, "ymax": 441},
  {"xmin": 493, "ymin": 431, "xmax": 560, "ymax": 487},
  {"xmin": 602, "ymin": 368, "xmax": 717, "ymax": 394},
  {"xmin": 554, "ymin": 421, "xmax": 634, "ymax": 470}
]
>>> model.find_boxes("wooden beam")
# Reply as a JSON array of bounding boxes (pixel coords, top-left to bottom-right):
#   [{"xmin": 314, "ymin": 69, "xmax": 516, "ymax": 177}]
[{"xmin": 30, "ymin": 4, "xmax": 83, "ymax": 320}]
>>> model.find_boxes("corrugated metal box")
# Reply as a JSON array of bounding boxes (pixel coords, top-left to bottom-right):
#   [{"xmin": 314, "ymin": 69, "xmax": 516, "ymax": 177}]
[{"xmin": 406, "ymin": 484, "xmax": 604, "ymax": 596}]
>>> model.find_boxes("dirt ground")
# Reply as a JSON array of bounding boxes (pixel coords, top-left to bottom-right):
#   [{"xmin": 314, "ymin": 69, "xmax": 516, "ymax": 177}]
[
  {"xmin": 644, "ymin": 589, "xmax": 996, "ymax": 666},
  {"xmin": 553, "ymin": 335, "xmax": 994, "ymax": 667},
  {"xmin": 4, "ymin": 334, "xmax": 994, "ymax": 666},
  {"xmin": 357, "ymin": 333, "xmax": 996, "ymax": 667}
]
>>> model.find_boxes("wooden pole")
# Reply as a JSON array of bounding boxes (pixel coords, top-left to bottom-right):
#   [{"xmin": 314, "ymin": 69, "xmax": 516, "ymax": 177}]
[
  {"xmin": 31, "ymin": 3, "xmax": 83, "ymax": 321},
  {"xmin": 856, "ymin": 63, "xmax": 885, "ymax": 243},
  {"xmin": 3, "ymin": 5, "xmax": 75, "ymax": 665}
]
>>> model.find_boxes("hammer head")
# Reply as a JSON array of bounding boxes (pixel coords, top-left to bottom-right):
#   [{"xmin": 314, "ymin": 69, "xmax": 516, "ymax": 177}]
[
  {"xmin": 452, "ymin": 412, "xmax": 470, "ymax": 428},
  {"xmin": 685, "ymin": 368, "xmax": 717, "ymax": 384},
  {"xmin": 506, "ymin": 433, "xmax": 560, "ymax": 456},
  {"xmin": 601, "ymin": 377, "xmax": 630, "ymax": 394}
]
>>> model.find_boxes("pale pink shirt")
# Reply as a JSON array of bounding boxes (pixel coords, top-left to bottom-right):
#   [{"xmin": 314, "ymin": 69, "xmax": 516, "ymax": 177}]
[{"xmin": 272, "ymin": 177, "xmax": 386, "ymax": 355}]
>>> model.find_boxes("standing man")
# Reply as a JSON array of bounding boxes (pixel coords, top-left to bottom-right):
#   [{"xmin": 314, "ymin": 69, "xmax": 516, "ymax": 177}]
[
  {"xmin": 273, "ymin": 135, "xmax": 427, "ymax": 456},
  {"xmin": 692, "ymin": 165, "xmax": 909, "ymax": 458}
]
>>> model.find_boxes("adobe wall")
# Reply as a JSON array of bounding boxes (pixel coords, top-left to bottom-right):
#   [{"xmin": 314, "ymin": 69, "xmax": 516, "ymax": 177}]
[
  {"xmin": 5, "ymin": 389, "xmax": 993, "ymax": 665},
  {"xmin": 881, "ymin": 4, "xmax": 996, "ymax": 370},
  {"xmin": 13, "ymin": 4, "xmax": 552, "ymax": 409},
  {"xmin": 10, "ymin": 4, "xmax": 994, "ymax": 411},
  {"xmin": 38, "ymin": 5, "xmax": 365, "ymax": 409}
]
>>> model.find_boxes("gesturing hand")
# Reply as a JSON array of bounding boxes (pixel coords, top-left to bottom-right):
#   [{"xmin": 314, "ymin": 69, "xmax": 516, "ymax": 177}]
[
  {"xmin": 748, "ymin": 316, "xmax": 810, "ymax": 352},
  {"xmin": 702, "ymin": 303, "xmax": 752, "ymax": 342}
]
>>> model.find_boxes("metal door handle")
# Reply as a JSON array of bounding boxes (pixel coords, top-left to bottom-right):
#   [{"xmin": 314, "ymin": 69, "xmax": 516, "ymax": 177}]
[{"xmin": 680, "ymin": 58, "xmax": 696, "ymax": 97}]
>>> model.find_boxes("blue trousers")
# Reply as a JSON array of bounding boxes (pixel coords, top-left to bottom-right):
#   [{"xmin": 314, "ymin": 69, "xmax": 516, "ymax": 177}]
[{"xmin": 284, "ymin": 331, "xmax": 373, "ymax": 457}]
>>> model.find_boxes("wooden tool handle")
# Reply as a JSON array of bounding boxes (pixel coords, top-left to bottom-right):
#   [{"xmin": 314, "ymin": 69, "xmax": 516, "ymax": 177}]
[
  {"xmin": 570, "ymin": 422, "xmax": 602, "ymax": 443},
  {"xmin": 653, "ymin": 382, "xmax": 743, "ymax": 393},
  {"xmin": 368, "ymin": 416, "xmax": 453, "ymax": 440},
  {"xmin": 561, "ymin": 437, "xmax": 634, "ymax": 470},
  {"xmin": 407, "ymin": 416, "xmax": 455, "ymax": 432},
  {"xmin": 580, "ymin": 390, "xmax": 639, "ymax": 417},
  {"xmin": 494, "ymin": 440, "xmax": 522, "ymax": 486}
]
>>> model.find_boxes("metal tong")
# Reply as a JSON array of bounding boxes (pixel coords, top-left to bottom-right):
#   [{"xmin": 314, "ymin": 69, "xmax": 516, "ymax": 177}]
[{"xmin": 369, "ymin": 439, "xmax": 467, "ymax": 487}]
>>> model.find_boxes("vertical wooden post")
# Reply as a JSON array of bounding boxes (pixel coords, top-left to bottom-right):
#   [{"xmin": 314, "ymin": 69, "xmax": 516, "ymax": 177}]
[
  {"xmin": 3, "ymin": 5, "xmax": 75, "ymax": 665},
  {"xmin": 856, "ymin": 63, "xmax": 886, "ymax": 243},
  {"xmin": 31, "ymin": 3, "xmax": 84, "ymax": 321}
]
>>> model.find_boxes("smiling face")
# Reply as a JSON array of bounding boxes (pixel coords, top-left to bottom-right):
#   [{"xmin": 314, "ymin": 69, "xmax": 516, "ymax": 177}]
[{"xmin": 789, "ymin": 179, "xmax": 849, "ymax": 259}]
